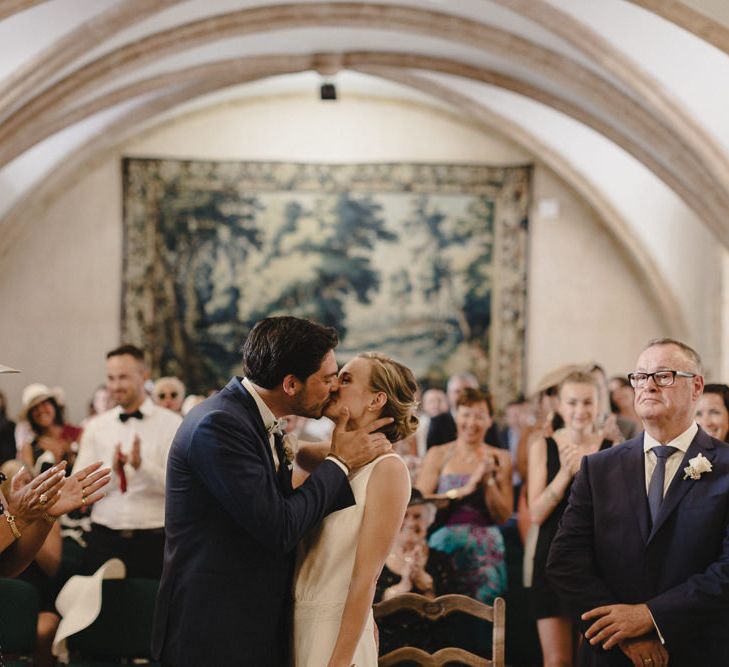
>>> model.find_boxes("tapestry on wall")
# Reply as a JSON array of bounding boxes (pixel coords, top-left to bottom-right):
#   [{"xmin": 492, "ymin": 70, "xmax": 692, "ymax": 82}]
[{"xmin": 121, "ymin": 159, "xmax": 531, "ymax": 408}]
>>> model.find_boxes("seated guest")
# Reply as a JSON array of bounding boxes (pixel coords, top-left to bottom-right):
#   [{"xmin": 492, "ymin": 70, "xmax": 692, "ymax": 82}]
[
  {"xmin": 417, "ymin": 388, "xmax": 512, "ymax": 604},
  {"xmin": 3, "ymin": 461, "xmax": 63, "ymax": 667},
  {"xmin": 18, "ymin": 384, "xmax": 82, "ymax": 475},
  {"xmin": 415, "ymin": 388, "xmax": 449, "ymax": 456},
  {"xmin": 75, "ymin": 345, "xmax": 181, "ymax": 578},
  {"xmin": 695, "ymin": 382, "xmax": 729, "ymax": 442},
  {"xmin": 528, "ymin": 371, "xmax": 613, "ymax": 667},
  {"xmin": 81, "ymin": 385, "xmax": 114, "ymax": 428},
  {"xmin": 426, "ymin": 373, "xmax": 501, "ymax": 449},
  {"xmin": 180, "ymin": 394, "xmax": 205, "ymax": 417},
  {"xmin": 152, "ymin": 376, "xmax": 185, "ymax": 414},
  {"xmin": 376, "ymin": 489, "xmax": 451, "ymax": 601},
  {"xmin": 0, "ymin": 390, "xmax": 16, "ymax": 465}
]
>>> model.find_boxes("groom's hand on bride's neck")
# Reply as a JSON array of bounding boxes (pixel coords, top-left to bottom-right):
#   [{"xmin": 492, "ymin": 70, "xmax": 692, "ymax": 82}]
[{"xmin": 330, "ymin": 407, "xmax": 393, "ymax": 471}]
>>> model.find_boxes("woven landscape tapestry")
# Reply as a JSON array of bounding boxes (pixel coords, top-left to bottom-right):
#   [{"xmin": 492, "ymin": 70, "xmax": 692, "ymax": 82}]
[{"xmin": 122, "ymin": 159, "xmax": 531, "ymax": 407}]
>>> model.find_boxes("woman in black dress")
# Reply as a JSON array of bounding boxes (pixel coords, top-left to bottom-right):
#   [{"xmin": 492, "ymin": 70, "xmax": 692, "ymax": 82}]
[{"xmin": 528, "ymin": 371, "xmax": 612, "ymax": 667}]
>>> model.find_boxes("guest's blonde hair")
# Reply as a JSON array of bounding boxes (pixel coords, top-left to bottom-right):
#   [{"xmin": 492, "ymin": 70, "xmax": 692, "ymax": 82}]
[
  {"xmin": 358, "ymin": 352, "xmax": 419, "ymax": 442},
  {"xmin": 558, "ymin": 370, "xmax": 598, "ymax": 396}
]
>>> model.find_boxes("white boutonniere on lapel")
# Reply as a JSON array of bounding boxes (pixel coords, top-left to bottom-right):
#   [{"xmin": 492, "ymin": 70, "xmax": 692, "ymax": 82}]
[
  {"xmin": 682, "ymin": 453, "xmax": 712, "ymax": 480},
  {"xmin": 282, "ymin": 433, "xmax": 297, "ymax": 469}
]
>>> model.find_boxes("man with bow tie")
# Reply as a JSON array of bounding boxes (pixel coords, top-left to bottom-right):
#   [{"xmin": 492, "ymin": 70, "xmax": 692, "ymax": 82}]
[
  {"xmin": 75, "ymin": 344, "xmax": 181, "ymax": 578},
  {"xmin": 152, "ymin": 317, "xmax": 392, "ymax": 667},
  {"xmin": 547, "ymin": 339, "xmax": 729, "ymax": 666}
]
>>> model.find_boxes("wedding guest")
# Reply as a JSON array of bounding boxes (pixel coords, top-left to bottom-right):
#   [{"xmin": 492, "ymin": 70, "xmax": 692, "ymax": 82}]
[
  {"xmin": 0, "ymin": 460, "xmax": 110, "ymax": 575},
  {"xmin": 588, "ymin": 363, "xmax": 633, "ymax": 441},
  {"xmin": 415, "ymin": 388, "xmax": 449, "ymax": 456},
  {"xmin": 528, "ymin": 371, "xmax": 613, "ymax": 667},
  {"xmin": 426, "ymin": 373, "xmax": 501, "ymax": 449},
  {"xmin": 0, "ymin": 390, "xmax": 16, "ymax": 465},
  {"xmin": 416, "ymin": 388, "xmax": 512, "ymax": 604},
  {"xmin": 75, "ymin": 345, "xmax": 182, "ymax": 578},
  {"xmin": 180, "ymin": 394, "xmax": 205, "ymax": 417},
  {"xmin": 695, "ymin": 382, "xmax": 729, "ymax": 442},
  {"xmin": 152, "ymin": 376, "xmax": 185, "ymax": 414},
  {"xmin": 18, "ymin": 384, "xmax": 82, "ymax": 475},
  {"xmin": 81, "ymin": 385, "xmax": 114, "ymax": 428},
  {"xmin": 376, "ymin": 489, "xmax": 451, "ymax": 601},
  {"xmin": 608, "ymin": 375, "xmax": 642, "ymax": 434},
  {"xmin": 3, "ymin": 462, "xmax": 63, "ymax": 667}
]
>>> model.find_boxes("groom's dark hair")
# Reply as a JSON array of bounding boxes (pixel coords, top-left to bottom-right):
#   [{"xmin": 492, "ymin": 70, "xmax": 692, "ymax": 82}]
[{"xmin": 241, "ymin": 316, "xmax": 338, "ymax": 388}]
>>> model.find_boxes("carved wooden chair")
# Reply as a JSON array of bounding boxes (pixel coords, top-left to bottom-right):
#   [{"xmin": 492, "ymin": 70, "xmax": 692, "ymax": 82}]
[{"xmin": 373, "ymin": 593, "xmax": 505, "ymax": 667}]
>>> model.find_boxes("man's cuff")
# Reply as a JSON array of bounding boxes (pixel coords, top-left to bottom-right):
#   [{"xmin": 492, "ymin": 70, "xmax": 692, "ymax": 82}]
[
  {"xmin": 647, "ymin": 607, "xmax": 665, "ymax": 645},
  {"xmin": 325, "ymin": 455, "xmax": 350, "ymax": 476}
]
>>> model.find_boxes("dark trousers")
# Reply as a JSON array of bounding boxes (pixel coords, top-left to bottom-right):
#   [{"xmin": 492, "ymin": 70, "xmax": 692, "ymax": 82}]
[{"xmin": 82, "ymin": 523, "xmax": 165, "ymax": 579}]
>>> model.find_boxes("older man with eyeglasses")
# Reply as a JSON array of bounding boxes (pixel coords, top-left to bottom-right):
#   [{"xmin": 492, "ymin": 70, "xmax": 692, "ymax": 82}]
[{"xmin": 547, "ymin": 338, "xmax": 729, "ymax": 667}]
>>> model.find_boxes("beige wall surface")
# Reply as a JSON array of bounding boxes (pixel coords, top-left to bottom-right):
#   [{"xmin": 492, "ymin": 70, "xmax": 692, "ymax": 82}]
[{"xmin": 0, "ymin": 93, "xmax": 666, "ymax": 420}]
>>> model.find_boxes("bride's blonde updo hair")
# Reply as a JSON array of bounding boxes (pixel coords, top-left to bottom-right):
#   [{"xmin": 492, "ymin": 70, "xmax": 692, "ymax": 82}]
[{"xmin": 358, "ymin": 352, "xmax": 419, "ymax": 443}]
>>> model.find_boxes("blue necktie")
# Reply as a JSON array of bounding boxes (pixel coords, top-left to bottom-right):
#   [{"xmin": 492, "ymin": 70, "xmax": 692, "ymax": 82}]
[{"xmin": 648, "ymin": 445, "xmax": 677, "ymax": 524}]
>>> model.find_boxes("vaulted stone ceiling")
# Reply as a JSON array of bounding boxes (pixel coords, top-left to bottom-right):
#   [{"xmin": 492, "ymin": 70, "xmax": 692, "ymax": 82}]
[{"xmin": 1, "ymin": 0, "xmax": 728, "ymax": 336}]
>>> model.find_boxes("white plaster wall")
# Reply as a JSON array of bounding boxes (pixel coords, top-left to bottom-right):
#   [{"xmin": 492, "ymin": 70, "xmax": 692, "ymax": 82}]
[{"xmin": 0, "ymin": 94, "xmax": 665, "ymax": 420}]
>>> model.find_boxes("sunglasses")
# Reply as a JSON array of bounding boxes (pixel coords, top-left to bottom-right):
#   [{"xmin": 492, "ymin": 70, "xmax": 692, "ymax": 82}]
[{"xmin": 157, "ymin": 392, "xmax": 179, "ymax": 399}]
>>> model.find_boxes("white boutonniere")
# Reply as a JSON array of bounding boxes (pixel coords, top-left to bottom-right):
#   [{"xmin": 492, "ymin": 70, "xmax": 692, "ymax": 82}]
[
  {"xmin": 282, "ymin": 433, "xmax": 297, "ymax": 469},
  {"xmin": 682, "ymin": 453, "xmax": 712, "ymax": 480}
]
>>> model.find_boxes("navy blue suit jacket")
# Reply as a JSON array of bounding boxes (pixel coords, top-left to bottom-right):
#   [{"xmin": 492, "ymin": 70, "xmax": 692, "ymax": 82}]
[
  {"xmin": 547, "ymin": 428, "xmax": 729, "ymax": 666},
  {"xmin": 151, "ymin": 378, "xmax": 354, "ymax": 667}
]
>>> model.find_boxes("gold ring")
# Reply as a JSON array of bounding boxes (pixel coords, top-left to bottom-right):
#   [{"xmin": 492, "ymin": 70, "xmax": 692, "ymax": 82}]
[
  {"xmin": 82, "ymin": 488, "xmax": 87, "ymax": 498},
  {"xmin": 81, "ymin": 496, "xmax": 87, "ymax": 505},
  {"xmin": 39, "ymin": 493, "xmax": 48, "ymax": 505}
]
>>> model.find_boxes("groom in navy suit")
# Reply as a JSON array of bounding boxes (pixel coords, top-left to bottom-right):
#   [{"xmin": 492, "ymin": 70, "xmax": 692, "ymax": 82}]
[
  {"xmin": 548, "ymin": 338, "xmax": 729, "ymax": 667},
  {"xmin": 152, "ymin": 317, "xmax": 392, "ymax": 667}
]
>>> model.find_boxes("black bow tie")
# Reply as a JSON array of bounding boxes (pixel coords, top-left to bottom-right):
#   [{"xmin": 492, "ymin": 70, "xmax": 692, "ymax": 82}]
[{"xmin": 119, "ymin": 410, "xmax": 144, "ymax": 423}]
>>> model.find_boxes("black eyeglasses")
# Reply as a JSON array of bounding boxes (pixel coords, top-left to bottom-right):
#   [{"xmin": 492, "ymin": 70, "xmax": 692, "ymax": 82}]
[
  {"xmin": 627, "ymin": 370, "xmax": 696, "ymax": 388},
  {"xmin": 157, "ymin": 392, "xmax": 179, "ymax": 399}
]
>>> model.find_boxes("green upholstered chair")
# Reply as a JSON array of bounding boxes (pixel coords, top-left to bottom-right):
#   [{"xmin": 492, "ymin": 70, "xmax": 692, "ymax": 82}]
[
  {"xmin": 66, "ymin": 578, "xmax": 160, "ymax": 666},
  {"xmin": 0, "ymin": 577, "xmax": 40, "ymax": 665}
]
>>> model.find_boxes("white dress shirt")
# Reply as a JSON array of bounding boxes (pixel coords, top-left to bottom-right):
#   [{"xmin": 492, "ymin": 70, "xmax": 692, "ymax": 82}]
[
  {"xmin": 643, "ymin": 422, "xmax": 697, "ymax": 496},
  {"xmin": 74, "ymin": 398, "xmax": 182, "ymax": 530},
  {"xmin": 242, "ymin": 377, "xmax": 283, "ymax": 470}
]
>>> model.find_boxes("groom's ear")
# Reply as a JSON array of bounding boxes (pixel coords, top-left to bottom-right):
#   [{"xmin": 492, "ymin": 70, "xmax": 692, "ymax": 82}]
[{"xmin": 282, "ymin": 374, "xmax": 302, "ymax": 397}]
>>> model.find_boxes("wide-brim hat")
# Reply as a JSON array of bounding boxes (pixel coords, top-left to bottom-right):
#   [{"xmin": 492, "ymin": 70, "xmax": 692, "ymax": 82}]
[
  {"xmin": 53, "ymin": 558, "xmax": 126, "ymax": 659},
  {"xmin": 19, "ymin": 382, "xmax": 55, "ymax": 420},
  {"xmin": 531, "ymin": 363, "xmax": 587, "ymax": 396},
  {"xmin": 0, "ymin": 364, "xmax": 19, "ymax": 374}
]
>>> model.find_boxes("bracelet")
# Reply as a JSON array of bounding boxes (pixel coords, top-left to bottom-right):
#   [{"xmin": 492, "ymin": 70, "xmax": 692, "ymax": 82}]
[
  {"xmin": 42, "ymin": 512, "xmax": 57, "ymax": 525},
  {"xmin": 326, "ymin": 453, "xmax": 351, "ymax": 475},
  {"xmin": 4, "ymin": 512, "xmax": 21, "ymax": 540}
]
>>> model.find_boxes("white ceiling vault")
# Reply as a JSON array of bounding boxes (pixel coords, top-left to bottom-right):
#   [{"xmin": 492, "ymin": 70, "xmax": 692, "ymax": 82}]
[{"xmin": 1, "ymin": 0, "xmax": 728, "ymax": 344}]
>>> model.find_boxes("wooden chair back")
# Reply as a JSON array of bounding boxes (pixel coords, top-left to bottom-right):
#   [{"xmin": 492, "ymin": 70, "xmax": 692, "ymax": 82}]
[{"xmin": 373, "ymin": 593, "xmax": 505, "ymax": 667}]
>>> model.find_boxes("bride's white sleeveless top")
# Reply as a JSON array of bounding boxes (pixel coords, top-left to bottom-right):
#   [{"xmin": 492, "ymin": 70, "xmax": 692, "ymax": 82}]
[{"xmin": 293, "ymin": 452, "xmax": 410, "ymax": 667}]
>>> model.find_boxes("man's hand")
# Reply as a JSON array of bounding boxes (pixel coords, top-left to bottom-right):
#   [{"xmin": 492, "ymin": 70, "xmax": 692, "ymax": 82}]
[
  {"xmin": 619, "ymin": 636, "xmax": 668, "ymax": 667},
  {"xmin": 583, "ymin": 603, "xmax": 654, "ymax": 649},
  {"xmin": 330, "ymin": 407, "xmax": 393, "ymax": 470}
]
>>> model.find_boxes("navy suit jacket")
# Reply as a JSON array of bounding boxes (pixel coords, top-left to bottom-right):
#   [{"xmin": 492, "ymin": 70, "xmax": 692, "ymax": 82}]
[
  {"xmin": 547, "ymin": 428, "xmax": 729, "ymax": 666},
  {"xmin": 151, "ymin": 378, "xmax": 354, "ymax": 667}
]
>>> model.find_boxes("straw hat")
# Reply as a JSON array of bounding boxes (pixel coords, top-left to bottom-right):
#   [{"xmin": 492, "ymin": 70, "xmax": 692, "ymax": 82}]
[
  {"xmin": 0, "ymin": 364, "xmax": 19, "ymax": 374},
  {"xmin": 19, "ymin": 383, "xmax": 55, "ymax": 420}
]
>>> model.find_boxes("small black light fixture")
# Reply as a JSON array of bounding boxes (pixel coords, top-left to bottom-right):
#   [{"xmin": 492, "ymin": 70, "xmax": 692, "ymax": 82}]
[{"xmin": 320, "ymin": 82, "xmax": 337, "ymax": 101}]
